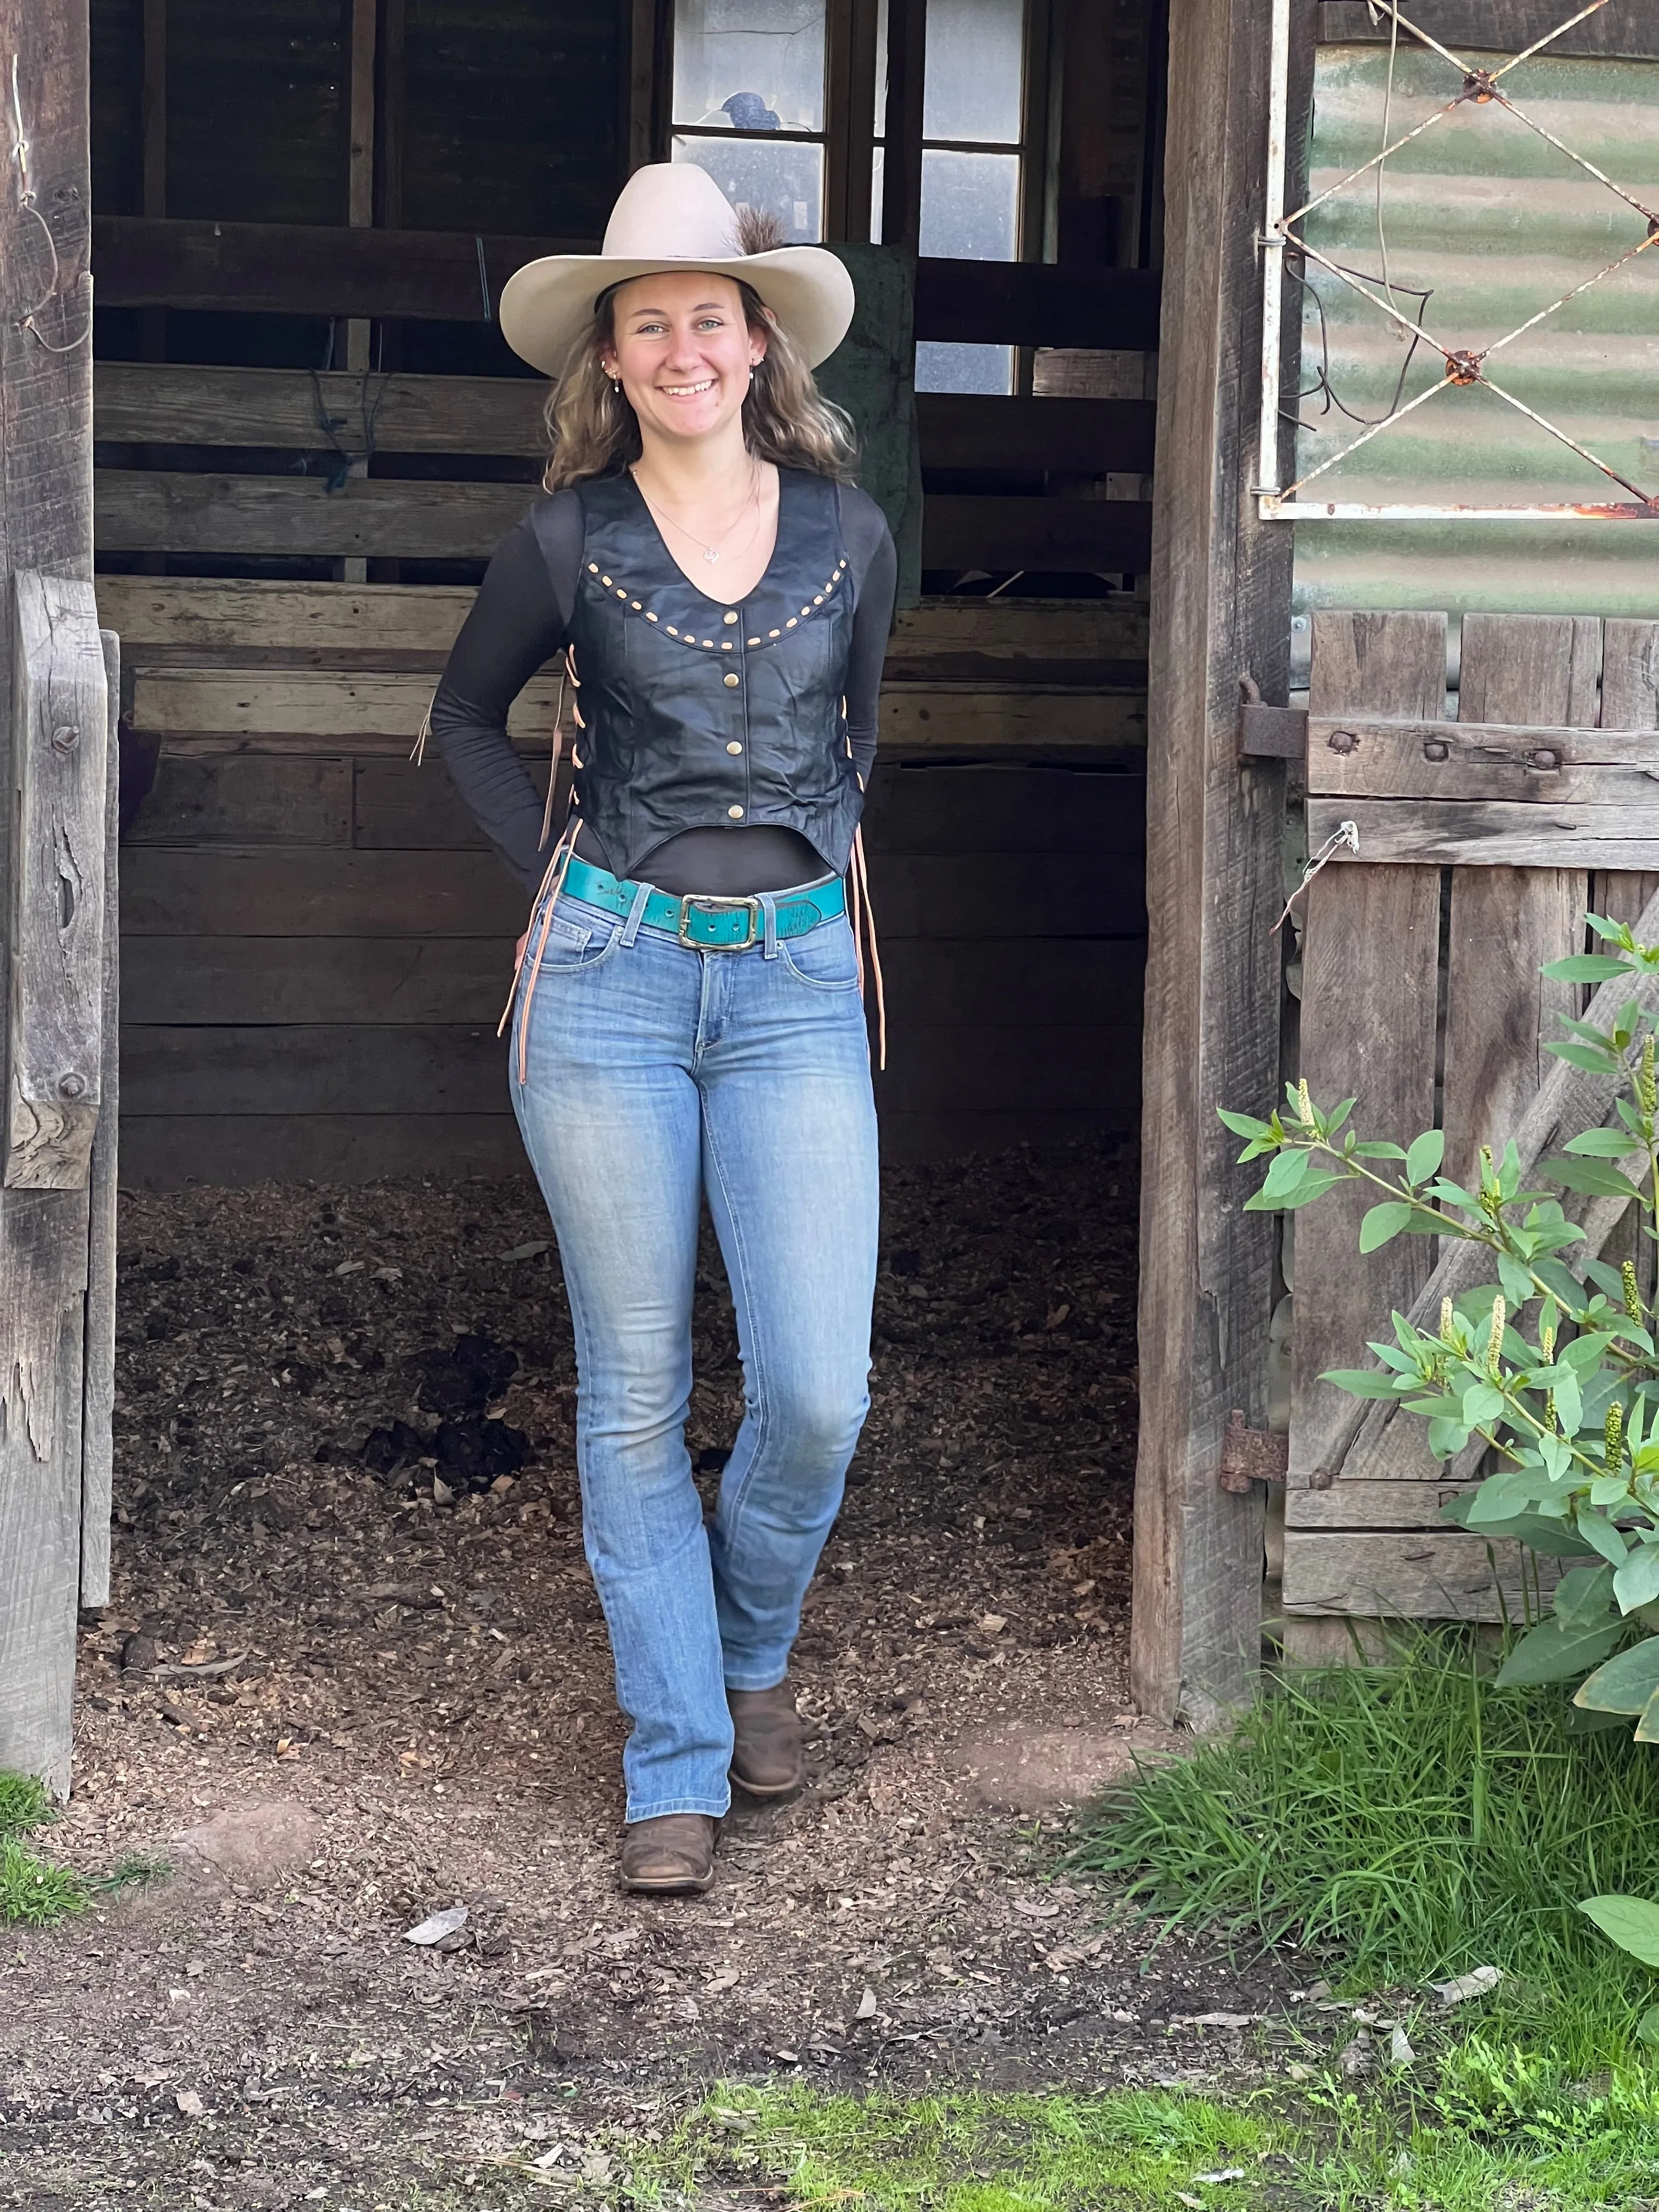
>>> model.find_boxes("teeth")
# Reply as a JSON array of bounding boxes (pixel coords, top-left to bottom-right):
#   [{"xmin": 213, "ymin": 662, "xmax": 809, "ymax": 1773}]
[{"xmin": 662, "ymin": 380, "xmax": 715, "ymax": 396}]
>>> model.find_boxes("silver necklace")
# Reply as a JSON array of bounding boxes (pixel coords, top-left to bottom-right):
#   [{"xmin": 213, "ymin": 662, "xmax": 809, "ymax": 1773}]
[{"xmin": 632, "ymin": 465, "xmax": 762, "ymax": 566}]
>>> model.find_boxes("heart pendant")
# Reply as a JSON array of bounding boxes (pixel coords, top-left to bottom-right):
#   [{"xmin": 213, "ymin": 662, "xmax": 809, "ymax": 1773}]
[{"xmin": 703, "ymin": 547, "xmax": 720, "ymax": 565}]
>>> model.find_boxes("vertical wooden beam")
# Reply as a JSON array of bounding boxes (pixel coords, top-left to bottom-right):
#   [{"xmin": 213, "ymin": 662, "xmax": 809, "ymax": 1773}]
[
  {"xmin": 0, "ymin": 0, "xmax": 99, "ymax": 1795},
  {"xmin": 81, "ymin": 630, "xmax": 121, "ymax": 1612},
  {"xmin": 1130, "ymin": 0, "xmax": 1307, "ymax": 1725},
  {"xmin": 338, "ymin": 0, "xmax": 379, "ymax": 583},
  {"xmin": 375, "ymin": 0, "xmax": 406, "ymax": 230},
  {"xmin": 826, "ymin": 0, "xmax": 881, "ymax": 244},
  {"xmin": 881, "ymin": 0, "xmax": 927, "ymax": 250},
  {"xmin": 629, "ymin": 0, "xmax": 668, "ymax": 174},
  {"xmin": 140, "ymin": 0, "xmax": 166, "ymax": 219}
]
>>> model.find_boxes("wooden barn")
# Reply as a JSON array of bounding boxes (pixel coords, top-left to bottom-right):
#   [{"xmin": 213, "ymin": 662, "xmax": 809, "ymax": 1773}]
[{"xmin": 3, "ymin": 0, "xmax": 1659, "ymax": 1793}]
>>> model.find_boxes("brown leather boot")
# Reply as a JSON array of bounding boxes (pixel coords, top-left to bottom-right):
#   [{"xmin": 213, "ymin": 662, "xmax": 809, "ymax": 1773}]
[
  {"xmin": 619, "ymin": 1813, "xmax": 717, "ymax": 1894},
  {"xmin": 729, "ymin": 1681, "xmax": 805, "ymax": 1799}
]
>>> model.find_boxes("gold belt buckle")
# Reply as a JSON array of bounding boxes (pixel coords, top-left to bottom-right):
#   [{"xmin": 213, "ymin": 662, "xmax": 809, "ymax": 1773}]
[{"xmin": 678, "ymin": 894, "xmax": 760, "ymax": 950}]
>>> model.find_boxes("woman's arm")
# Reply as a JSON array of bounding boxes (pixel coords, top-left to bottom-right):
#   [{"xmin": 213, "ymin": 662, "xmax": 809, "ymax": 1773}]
[
  {"xmin": 840, "ymin": 489, "xmax": 897, "ymax": 788},
  {"xmin": 427, "ymin": 501, "xmax": 577, "ymax": 890}
]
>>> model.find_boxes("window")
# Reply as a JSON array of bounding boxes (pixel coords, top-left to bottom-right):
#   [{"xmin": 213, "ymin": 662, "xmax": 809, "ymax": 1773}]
[
  {"xmin": 671, "ymin": 0, "xmax": 829, "ymax": 244},
  {"xmin": 873, "ymin": 0, "xmax": 1031, "ymax": 393}
]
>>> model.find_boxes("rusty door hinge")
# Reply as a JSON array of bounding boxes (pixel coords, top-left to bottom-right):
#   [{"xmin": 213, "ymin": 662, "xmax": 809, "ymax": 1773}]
[
  {"xmin": 1239, "ymin": 701, "xmax": 1308, "ymax": 760},
  {"xmin": 1218, "ymin": 1409, "xmax": 1289, "ymax": 1492}
]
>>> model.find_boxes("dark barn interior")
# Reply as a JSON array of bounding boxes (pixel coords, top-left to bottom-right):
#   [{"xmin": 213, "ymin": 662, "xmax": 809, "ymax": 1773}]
[{"xmin": 87, "ymin": 0, "xmax": 1166, "ymax": 1184}]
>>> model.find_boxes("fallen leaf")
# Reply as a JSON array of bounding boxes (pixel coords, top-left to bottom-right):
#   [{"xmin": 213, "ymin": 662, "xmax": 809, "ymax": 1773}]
[
  {"xmin": 1431, "ymin": 1965, "xmax": 1503, "ymax": 2008},
  {"xmin": 704, "ymin": 1968, "xmax": 740, "ymax": 1993},
  {"xmin": 1194, "ymin": 2171, "xmax": 1247, "ymax": 2186},
  {"xmin": 1187, "ymin": 2011, "xmax": 1260, "ymax": 2028},
  {"xmin": 855, "ymin": 1986, "xmax": 878, "ymax": 2019},
  {"xmin": 501, "ymin": 1241, "xmax": 551, "ymax": 1262},
  {"xmin": 1175, "ymin": 2195, "xmax": 1205, "ymax": 2210},
  {"xmin": 1389, "ymin": 2025, "xmax": 1416, "ymax": 2066},
  {"xmin": 979, "ymin": 1613, "xmax": 1007, "ymax": 1634},
  {"xmin": 404, "ymin": 1904, "xmax": 470, "ymax": 1946},
  {"xmin": 174, "ymin": 2087, "xmax": 204, "ymax": 2118},
  {"xmin": 1011, "ymin": 1898, "xmax": 1060, "ymax": 1919}
]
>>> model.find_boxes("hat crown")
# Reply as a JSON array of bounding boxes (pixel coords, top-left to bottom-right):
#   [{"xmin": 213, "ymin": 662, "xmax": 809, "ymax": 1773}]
[{"xmin": 600, "ymin": 163, "xmax": 741, "ymax": 263}]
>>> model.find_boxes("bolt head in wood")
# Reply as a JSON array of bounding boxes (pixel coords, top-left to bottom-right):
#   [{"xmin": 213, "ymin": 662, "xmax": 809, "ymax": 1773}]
[
  {"xmin": 51, "ymin": 724, "xmax": 80, "ymax": 752},
  {"xmin": 58, "ymin": 1071, "xmax": 87, "ymax": 1099}
]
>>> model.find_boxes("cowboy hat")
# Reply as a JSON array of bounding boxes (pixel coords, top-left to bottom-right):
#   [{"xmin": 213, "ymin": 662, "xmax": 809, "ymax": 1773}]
[{"xmin": 499, "ymin": 162, "xmax": 855, "ymax": 376}]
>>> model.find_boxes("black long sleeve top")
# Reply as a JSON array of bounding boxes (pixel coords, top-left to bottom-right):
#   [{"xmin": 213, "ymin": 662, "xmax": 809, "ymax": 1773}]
[{"xmin": 428, "ymin": 477, "xmax": 897, "ymax": 898}]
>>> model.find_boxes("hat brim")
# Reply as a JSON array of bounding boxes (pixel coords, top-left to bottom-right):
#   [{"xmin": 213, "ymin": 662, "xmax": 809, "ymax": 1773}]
[{"xmin": 498, "ymin": 246, "xmax": 856, "ymax": 376}]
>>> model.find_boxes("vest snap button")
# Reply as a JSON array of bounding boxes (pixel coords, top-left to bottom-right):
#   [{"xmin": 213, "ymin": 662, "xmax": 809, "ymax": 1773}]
[
  {"xmin": 728, "ymin": 805, "xmax": 745, "ymax": 820},
  {"xmin": 723, "ymin": 672, "xmax": 740, "ymax": 688},
  {"xmin": 723, "ymin": 610, "xmax": 738, "ymax": 624},
  {"xmin": 727, "ymin": 741, "xmax": 743, "ymax": 755}
]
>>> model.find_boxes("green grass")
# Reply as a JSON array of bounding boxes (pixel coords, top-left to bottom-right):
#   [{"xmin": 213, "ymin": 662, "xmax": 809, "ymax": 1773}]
[
  {"xmin": 599, "ymin": 2078, "xmax": 1659, "ymax": 2212},
  {"xmin": 0, "ymin": 1765, "xmax": 91, "ymax": 1927},
  {"xmin": 1070, "ymin": 1632, "xmax": 1659, "ymax": 2061}
]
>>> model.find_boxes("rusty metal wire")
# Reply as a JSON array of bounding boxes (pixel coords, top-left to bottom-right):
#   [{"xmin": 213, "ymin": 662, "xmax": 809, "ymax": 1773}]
[{"xmin": 1262, "ymin": 0, "xmax": 1659, "ymax": 519}]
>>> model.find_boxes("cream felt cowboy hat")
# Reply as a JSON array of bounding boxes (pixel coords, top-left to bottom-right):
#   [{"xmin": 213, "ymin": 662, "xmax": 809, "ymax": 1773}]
[{"xmin": 499, "ymin": 162, "xmax": 855, "ymax": 375}]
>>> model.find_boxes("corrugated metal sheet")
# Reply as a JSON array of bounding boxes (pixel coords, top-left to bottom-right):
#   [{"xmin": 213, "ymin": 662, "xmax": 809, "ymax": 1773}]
[{"xmin": 1291, "ymin": 40, "xmax": 1659, "ymax": 653}]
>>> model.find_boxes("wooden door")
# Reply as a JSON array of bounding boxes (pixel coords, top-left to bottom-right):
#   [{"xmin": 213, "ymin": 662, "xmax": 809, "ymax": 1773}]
[
  {"xmin": 1283, "ymin": 607, "xmax": 1659, "ymax": 1650},
  {"xmin": 0, "ymin": 0, "xmax": 119, "ymax": 1795}
]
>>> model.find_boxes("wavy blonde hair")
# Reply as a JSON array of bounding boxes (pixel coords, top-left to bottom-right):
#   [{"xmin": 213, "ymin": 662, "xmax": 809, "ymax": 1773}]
[{"xmin": 540, "ymin": 250, "xmax": 857, "ymax": 493}]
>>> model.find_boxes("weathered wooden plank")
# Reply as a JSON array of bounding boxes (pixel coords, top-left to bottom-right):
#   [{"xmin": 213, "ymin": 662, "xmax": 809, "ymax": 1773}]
[
  {"xmin": 1131, "ymin": 0, "xmax": 1303, "ymax": 1726},
  {"xmin": 122, "ymin": 1023, "xmax": 508, "ymax": 1116},
  {"xmin": 1306, "ymin": 798, "xmax": 1659, "ymax": 871},
  {"xmin": 1285, "ymin": 1480, "xmax": 1475, "ymax": 1532},
  {"xmin": 1283, "ymin": 1531, "xmax": 1559, "ymax": 1622},
  {"xmin": 91, "ymin": 214, "xmax": 597, "ymax": 319},
  {"xmin": 121, "ymin": 849, "xmax": 528, "ymax": 938},
  {"xmin": 126, "ymin": 668, "xmax": 1142, "ymax": 760},
  {"xmin": 352, "ymin": 756, "xmax": 1146, "ymax": 856},
  {"xmin": 119, "ymin": 936, "xmax": 515, "ymax": 1025},
  {"xmin": 1308, "ymin": 715, "xmax": 1659, "ymax": 803},
  {"xmin": 917, "ymin": 394, "xmax": 1156, "ymax": 475},
  {"xmin": 1441, "ymin": 615, "xmax": 1597, "ymax": 1192},
  {"xmin": 922, "ymin": 495, "xmax": 1152, "ymax": 574},
  {"xmin": 117, "ymin": 846, "xmax": 1146, "ymax": 942},
  {"xmin": 96, "ymin": 574, "xmax": 1147, "ymax": 662},
  {"xmin": 1597, "ymin": 622, "xmax": 1659, "ymax": 980},
  {"xmin": 95, "ymin": 363, "xmax": 552, "ymax": 456},
  {"xmin": 130, "ymin": 667, "xmax": 562, "ymax": 743},
  {"xmin": 80, "ymin": 631, "xmax": 120, "ymax": 1610},
  {"xmin": 121, "ymin": 1017, "xmax": 1141, "ymax": 1121},
  {"xmin": 91, "ymin": 217, "xmax": 1162, "ymax": 347},
  {"xmin": 1293, "ymin": 613, "xmax": 1446, "ymax": 1498},
  {"xmin": 127, "ymin": 755, "xmax": 353, "ymax": 846},
  {"xmin": 119, "ymin": 1111, "xmax": 525, "ymax": 1189},
  {"xmin": 0, "ymin": 0, "xmax": 97, "ymax": 1795},
  {"xmin": 96, "ymin": 471, "xmax": 538, "ymax": 560},
  {"xmin": 880, "ymin": 687, "xmax": 1146, "ymax": 759},
  {"xmin": 6, "ymin": 575, "xmax": 109, "ymax": 1188},
  {"xmin": 1318, "ymin": 0, "xmax": 1659, "ymax": 59},
  {"xmin": 93, "ymin": 366, "xmax": 1156, "ymax": 478}
]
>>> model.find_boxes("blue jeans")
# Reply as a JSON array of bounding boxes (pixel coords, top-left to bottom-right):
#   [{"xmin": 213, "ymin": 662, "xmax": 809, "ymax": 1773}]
[{"xmin": 509, "ymin": 881, "xmax": 879, "ymax": 1822}]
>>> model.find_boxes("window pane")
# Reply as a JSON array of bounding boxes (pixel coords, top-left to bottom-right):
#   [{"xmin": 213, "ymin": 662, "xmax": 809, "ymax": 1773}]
[
  {"xmin": 873, "ymin": 0, "xmax": 889, "ymax": 133},
  {"xmin": 672, "ymin": 134, "xmax": 825, "ymax": 241},
  {"xmin": 923, "ymin": 0, "xmax": 1023, "ymax": 145},
  {"xmin": 673, "ymin": 0, "xmax": 827, "ymax": 133},
  {"xmin": 916, "ymin": 341, "xmax": 1013, "ymax": 394},
  {"xmin": 918, "ymin": 146, "xmax": 1018, "ymax": 259},
  {"xmin": 870, "ymin": 142, "xmax": 884, "ymax": 242}
]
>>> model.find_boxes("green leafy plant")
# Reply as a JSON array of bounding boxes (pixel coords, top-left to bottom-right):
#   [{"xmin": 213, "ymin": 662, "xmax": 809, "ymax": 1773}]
[{"xmin": 1223, "ymin": 912, "xmax": 1659, "ymax": 1737}]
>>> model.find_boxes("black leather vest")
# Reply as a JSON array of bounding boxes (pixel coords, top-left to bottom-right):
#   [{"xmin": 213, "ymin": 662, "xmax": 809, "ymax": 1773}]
[{"xmin": 565, "ymin": 467, "xmax": 862, "ymax": 884}]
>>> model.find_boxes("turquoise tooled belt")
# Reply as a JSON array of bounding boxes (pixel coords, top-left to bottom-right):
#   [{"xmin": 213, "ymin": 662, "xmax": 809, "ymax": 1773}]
[{"xmin": 558, "ymin": 851, "xmax": 844, "ymax": 952}]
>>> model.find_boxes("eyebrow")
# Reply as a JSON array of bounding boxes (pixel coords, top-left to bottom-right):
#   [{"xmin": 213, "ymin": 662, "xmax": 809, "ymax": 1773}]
[{"xmin": 622, "ymin": 300, "xmax": 731, "ymax": 320}]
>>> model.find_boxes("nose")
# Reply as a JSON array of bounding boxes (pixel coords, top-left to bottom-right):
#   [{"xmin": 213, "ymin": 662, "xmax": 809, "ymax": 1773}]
[{"xmin": 660, "ymin": 324, "xmax": 709, "ymax": 375}]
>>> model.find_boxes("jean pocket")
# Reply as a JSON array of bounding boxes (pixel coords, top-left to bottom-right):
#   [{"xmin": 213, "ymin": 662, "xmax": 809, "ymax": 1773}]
[
  {"xmin": 778, "ymin": 916, "xmax": 861, "ymax": 991},
  {"xmin": 531, "ymin": 902, "xmax": 620, "ymax": 974}
]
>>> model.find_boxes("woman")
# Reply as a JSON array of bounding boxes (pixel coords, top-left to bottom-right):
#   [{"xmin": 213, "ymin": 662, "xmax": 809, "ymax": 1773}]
[{"xmin": 429, "ymin": 162, "xmax": 896, "ymax": 1896}]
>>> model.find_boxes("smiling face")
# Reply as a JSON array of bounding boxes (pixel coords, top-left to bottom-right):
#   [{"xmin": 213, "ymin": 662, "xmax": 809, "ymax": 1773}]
[{"xmin": 600, "ymin": 269, "xmax": 768, "ymax": 450}]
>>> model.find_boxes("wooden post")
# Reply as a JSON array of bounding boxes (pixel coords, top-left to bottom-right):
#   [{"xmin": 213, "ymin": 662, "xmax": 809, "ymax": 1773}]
[
  {"xmin": 0, "ymin": 0, "xmax": 101, "ymax": 1793},
  {"xmin": 1130, "ymin": 0, "xmax": 1306, "ymax": 1724},
  {"xmin": 338, "ymin": 0, "xmax": 379, "ymax": 584},
  {"xmin": 880, "ymin": 0, "xmax": 926, "ymax": 251}
]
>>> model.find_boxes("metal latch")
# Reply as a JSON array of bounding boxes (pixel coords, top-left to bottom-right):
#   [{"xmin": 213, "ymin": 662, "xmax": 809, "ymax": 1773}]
[{"xmin": 1218, "ymin": 1409, "xmax": 1289, "ymax": 1493}]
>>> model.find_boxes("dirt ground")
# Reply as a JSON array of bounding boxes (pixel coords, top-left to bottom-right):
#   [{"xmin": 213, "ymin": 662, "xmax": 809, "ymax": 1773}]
[{"xmin": 0, "ymin": 1135, "xmax": 1297, "ymax": 2209}]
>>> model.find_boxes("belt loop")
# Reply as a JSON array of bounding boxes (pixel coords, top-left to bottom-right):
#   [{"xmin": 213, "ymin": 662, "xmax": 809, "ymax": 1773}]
[
  {"xmin": 619, "ymin": 878, "xmax": 652, "ymax": 947},
  {"xmin": 761, "ymin": 891, "xmax": 779, "ymax": 960}
]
